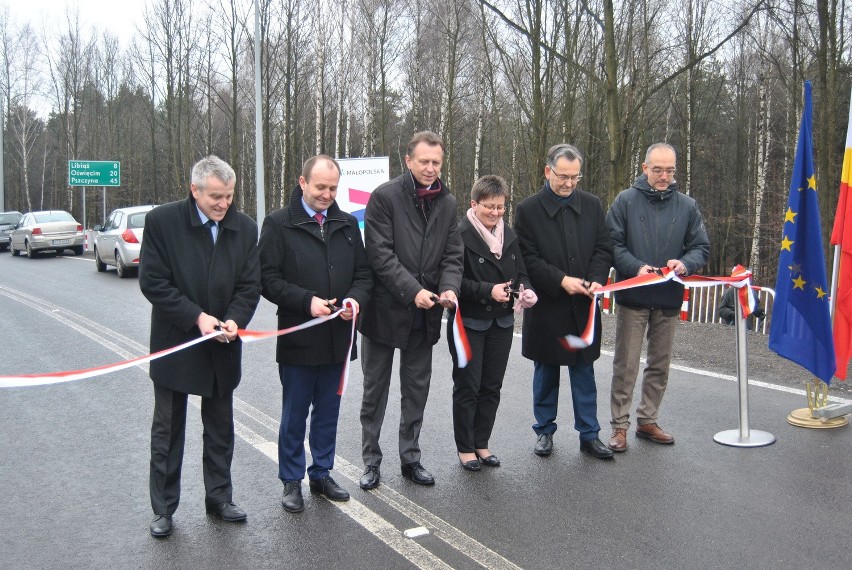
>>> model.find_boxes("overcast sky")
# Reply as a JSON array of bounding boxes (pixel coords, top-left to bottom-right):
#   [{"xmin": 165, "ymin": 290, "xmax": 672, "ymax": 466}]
[{"xmin": 8, "ymin": 0, "xmax": 147, "ymax": 46}]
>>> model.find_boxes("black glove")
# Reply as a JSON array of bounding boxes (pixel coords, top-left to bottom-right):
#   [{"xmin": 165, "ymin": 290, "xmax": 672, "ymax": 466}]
[{"xmin": 753, "ymin": 308, "xmax": 765, "ymax": 319}]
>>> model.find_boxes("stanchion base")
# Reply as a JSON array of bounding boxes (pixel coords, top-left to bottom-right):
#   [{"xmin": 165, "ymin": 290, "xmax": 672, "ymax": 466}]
[
  {"xmin": 787, "ymin": 408, "xmax": 848, "ymax": 429},
  {"xmin": 713, "ymin": 429, "xmax": 776, "ymax": 447}
]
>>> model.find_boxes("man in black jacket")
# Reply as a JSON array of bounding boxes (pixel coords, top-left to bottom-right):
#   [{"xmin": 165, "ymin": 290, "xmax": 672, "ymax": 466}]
[
  {"xmin": 357, "ymin": 131, "xmax": 464, "ymax": 489},
  {"xmin": 140, "ymin": 155, "xmax": 261, "ymax": 537},
  {"xmin": 514, "ymin": 143, "xmax": 615, "ymax": 460},
  {"xmin": 259, "ymin": 155, "xmax": 372, "ymax": 513}
]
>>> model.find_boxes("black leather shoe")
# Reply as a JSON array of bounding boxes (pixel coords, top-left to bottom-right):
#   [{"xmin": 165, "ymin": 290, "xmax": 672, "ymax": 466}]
[
  {"xmin": 580, "ymin": 438, "xmax": 615, "ymax": 460},
  {"xmin": 459, "ymin": 455, "xmax": 481, "ymax": 471},
  {"xmin": 401, "ymin": 461, "xmax": 435, "ymax": 485},
  {"xmin": 359, "ymin": 465, "xmax": 381, "ymax": 490},
  {"xmin": 477, "ymin": 453, "xmax": 501, "ymax": 467},
  {"xmin": 309, "ymin": 476, "xmax": 350, "ymax": 501},
  {"xmin": 281, "ymin": 480, "xmax": 304, "ymax": 513},
  {"xmin": 534, "ymin": 433, "xmax": 553, "ymax": 456},
  {"xmin": 150, "ymin": 515, "xmax": 173, "ymax": 538},
  {"xmin": 205, "ymin": 500, "xmax": 247, "ymax": 521}
]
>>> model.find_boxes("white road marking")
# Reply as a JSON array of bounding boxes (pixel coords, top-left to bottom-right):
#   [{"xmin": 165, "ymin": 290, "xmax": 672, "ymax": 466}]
[
  {"xmin": 232, "ymin": 398, "xmax": 522, "ymax": 570},
  {"xmin": 5, "ymin": 286, "xmax": 850, "ymax": 567},
  {"xmin": 3, "ymin": 286, "xmax": 518, "ymax": 569},
  {"xmin": 599, "ymin": 349, "xmax": 851, "ymax": 404},
  {"xmin": 209, "ymin": 398, "xmax": 457, "ymax": 570}
]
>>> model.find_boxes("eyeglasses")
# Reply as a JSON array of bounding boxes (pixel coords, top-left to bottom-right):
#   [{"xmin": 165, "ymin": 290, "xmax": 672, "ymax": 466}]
[
  {"xmin": 476, "ymin": 202, "xmax": 505, "ymax": 212},
  {"xmin": 650, "ymin": 167, "xmax": 676, "ymax": 176},
  {"xmin": 548, "ymin": 168, "xmax": 583, "ymax": 183}
]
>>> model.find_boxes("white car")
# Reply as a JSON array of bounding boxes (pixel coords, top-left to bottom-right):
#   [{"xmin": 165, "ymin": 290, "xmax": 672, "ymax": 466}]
[
  {"xmin": 94, "ymin": 205, "xmax": 154, "ymax": 278},
  {"xmin": 9, "ymin": 210, "xmax": 85, "ymax": 258}
]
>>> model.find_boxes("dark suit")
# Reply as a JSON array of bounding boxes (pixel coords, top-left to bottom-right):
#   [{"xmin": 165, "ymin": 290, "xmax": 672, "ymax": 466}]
[
  {"xmin": 259, "ymin": 186, "xmax": 372, "ymax": 482},
  {"xmin": 514, "ymin": 185, "xmax": 612, "ymax": 441},
  {"xmin": 357, "ymin": 171, "xmax": 463, "ymax": 466},
  {"xmin": 139, "ymin": 196, "xmax": 261, "ymax": 515}
]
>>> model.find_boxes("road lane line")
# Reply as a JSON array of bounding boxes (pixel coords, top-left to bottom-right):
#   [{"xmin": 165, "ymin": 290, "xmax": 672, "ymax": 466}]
[
  {"xmin": 233, "ymin": 398, "xmax": 522, "ymax": 570},
  {"xmin": 5, "ymin": 286, "xmax": 846, "ymax": 568},
  {"xmin": 0, "ymin": 288, "xmax": 511, "ymax": 569},
  {"xmin": 208, "ymin": 399, "xmax": 455, "ymax": 570}
]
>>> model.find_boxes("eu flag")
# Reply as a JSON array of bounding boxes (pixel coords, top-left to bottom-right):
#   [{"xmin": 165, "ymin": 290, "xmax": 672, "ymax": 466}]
[{"xmin": 768, "ymin": 81, "xmax": 836, "ymax": 383}]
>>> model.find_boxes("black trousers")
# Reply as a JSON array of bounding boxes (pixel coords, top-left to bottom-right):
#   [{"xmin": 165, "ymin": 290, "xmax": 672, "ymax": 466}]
[
  {"xmin": 149, "ymin": 383, "xmax": 235, "ymax": 515},
  {"xmin": 448, "ymin": 321, "xmax": 513, "ymax": 452}
]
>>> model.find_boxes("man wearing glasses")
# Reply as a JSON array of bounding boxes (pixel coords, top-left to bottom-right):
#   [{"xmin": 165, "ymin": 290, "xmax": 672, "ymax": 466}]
[
  {"xmin": 514, "ymin": 143, "xmax": 615, "ymax": 460},
  {"xmin": 605, "ymin": 143, "xmax": 709, "ymax": 453}
]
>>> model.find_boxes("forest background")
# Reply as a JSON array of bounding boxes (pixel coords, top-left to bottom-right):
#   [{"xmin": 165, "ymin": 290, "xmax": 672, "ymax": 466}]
[{"xmin": 1, "ymin": 0, "xmax": 850, "ymax": 287}]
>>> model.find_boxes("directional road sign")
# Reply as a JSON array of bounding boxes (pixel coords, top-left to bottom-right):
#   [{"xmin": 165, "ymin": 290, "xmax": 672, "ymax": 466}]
[{"xmin": 68, "ymin": 160, "xmax": 120, "ymax": 187}]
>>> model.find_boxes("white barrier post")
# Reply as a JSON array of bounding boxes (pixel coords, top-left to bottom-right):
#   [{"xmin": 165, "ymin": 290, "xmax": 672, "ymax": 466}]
[{"xmin": 713, "ymin": 296, "xmax": 776, "ymax": 447}]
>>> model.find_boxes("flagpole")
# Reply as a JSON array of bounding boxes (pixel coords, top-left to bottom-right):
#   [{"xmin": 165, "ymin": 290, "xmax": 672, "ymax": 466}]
[
  {"xmin": 830, "ymin": 245, "xmax": 840, "ymax": 319},
  {"xmin": 714, "ymin": 287, "xmax": 776, "ymax": 447}
]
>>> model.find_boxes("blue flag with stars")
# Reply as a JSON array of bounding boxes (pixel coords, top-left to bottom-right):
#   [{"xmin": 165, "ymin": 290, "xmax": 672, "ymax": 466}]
[{"xmin": 768, "ymin": 81, "xmax": 836, "ymax": 383}]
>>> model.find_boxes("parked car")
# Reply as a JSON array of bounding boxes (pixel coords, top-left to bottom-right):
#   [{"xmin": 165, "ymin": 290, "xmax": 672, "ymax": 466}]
[
  {"xmin": 0, "ymin": 210, "xmax": 23, "ymax": 252},
  {"xmin": 93, "ymin": 205, "xmax": 154, "ymax": 278},
  {"xmin": 9, "ymin": 210, "xmax": 84, "ymax": 258}
]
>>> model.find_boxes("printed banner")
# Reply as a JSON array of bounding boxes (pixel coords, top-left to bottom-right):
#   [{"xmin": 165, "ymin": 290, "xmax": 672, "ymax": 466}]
[{"xmin": 336, "ymin": 157, "xmax": 390, "ymax": 228}]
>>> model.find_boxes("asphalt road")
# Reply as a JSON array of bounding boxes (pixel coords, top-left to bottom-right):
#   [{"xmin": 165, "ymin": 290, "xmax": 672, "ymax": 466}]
[{"xmin": 1, "ymin": 251, "xmax": 850, "ymax": 569}]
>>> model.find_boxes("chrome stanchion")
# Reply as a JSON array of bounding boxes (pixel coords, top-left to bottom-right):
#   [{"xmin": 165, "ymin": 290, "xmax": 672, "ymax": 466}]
[{"xmin": 714, "ymin": 295, "xmax": 776, "ymax": 447}]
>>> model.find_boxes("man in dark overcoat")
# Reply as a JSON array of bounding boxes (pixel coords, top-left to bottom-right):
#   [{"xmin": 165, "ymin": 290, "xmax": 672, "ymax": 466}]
[
  {"xmin": 357, "ymin": 131, "xmax": 464, "ymax": 489},
  {"xmin": 258, "ymin": 155, "xmax": 372, "ymax": 513},
  {"xmin": 514, "ymin": 143, "xmax": 615, "ymax": 460},
  {"xmin": 139, "ymin": 155, "xmax": 261, "ymax": 537}
]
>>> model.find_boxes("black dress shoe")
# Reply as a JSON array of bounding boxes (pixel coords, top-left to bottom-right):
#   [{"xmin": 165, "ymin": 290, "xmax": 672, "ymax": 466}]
[
  {"xmin": 459, "ymin": 455, "xmax": 481, "ymax": 471},
  {"xmin": 534, "ymin": 433, "xmax": 553, "ymax": 456},
  {"xmin": 580, "ymin": 438, "xmax": 615, "ymax": 460},
  {"xmin": 150, "ymin": 515, "xmax": 173, "ymax": 538},
  {"xmin": 281, "ymin": 480, "xmax": 304, "ymax": 513},
  {"xmin": 477, "ymin": 453, "xmax": 501, "ymax": 467},
  {"xmin": 359, "ymin": 465, "xmax": 381, "ymax": 490},
  {"xmin": 401, "ymin": 461, "xmax": 435, "ymax": 485},
  {"xmin": 205, "ymin": 500, "xmax": 248, "ymax": 521},
  {"xmin": 309, "ymin": 475, "xmax": 350, "ymax": 501}
]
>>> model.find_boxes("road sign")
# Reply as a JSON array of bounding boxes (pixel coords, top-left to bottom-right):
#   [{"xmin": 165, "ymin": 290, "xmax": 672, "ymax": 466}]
[{"xmin": 68, "ymin": 160, "xmax": 120, "ymax": 187}]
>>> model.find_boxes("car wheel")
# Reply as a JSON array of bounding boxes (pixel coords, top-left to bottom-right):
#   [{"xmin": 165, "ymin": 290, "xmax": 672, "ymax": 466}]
[
  {"xmin": 116, "ymin": 250, "xmax": 128, "ymax": 278},
  {"xmin": 11, "ymin": 244, "xmax": 20, "ymax": 256},
  {"xmin": 26, "ymin": 240, "xmax": 37, "ymax": 259},
  {"xmin": 73, "ymin": 245, "xmax": 84, "ymax": 256},
  {"xmin": 95, "ymin": 247, "xmax": 107, "ymax": 272}
]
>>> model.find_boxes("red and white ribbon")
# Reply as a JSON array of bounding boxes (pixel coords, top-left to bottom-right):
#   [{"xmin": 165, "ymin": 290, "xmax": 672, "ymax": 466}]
[
  {"xmin": 337, "ymin": 299, "xmax": 358, "ymax": 396},
  {"xmin": 562, "ymin": 266, "xmax": 754, "ymax": 351},
  {"xmin": 451, "ymin": 300, "xmax": 473, "ymax": 368},
  {"xmin": 1, "ymin": 309, "xmax": 348, "ymax": 389},
  {"xmin": 1, "ymin": 298, "xmax": 471, "ymax": 392}
]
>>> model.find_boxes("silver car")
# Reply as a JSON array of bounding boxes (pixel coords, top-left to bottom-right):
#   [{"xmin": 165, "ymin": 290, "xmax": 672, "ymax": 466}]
[
  {"xmin": 94, "ymin": 205, "xmax": 154, "ymax": 278},
  {"xmin": 9, "ymin": 210, "xmax": 85, "ymax": 258},
  {"xmin": 0, "ymin": 211, "xmax": 22, "ymax": 251}
]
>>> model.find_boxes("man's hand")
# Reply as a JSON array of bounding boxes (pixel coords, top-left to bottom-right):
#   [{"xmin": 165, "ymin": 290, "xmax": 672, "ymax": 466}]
[
  {"xmin": 218, "ymin": 319, "xmax": 239, "ymax": 342},
  {"xmin": 340, "ymin": 299, "xmax": 360, "ymax": 321},
  {"xmin": 637, "ymin": 264, "xmax": 656, "ymax": 276},
  {"xmin": 433, "ymin": 290, "xmax": 457, "ymax": 308},
  {"xmin": 310, "ymin": 296, "xmax": 337, "ymax": 317},
  {"xmin": 197, "ymin": 312, "xmax": 237, "ymax": 343},
  {"xmin": 560, "ymin": 275, "xmax": 593, "ymax": 298},
  {"xmin": 666, "ymin": 259, "xmax": 687, "ymax": 276},
  {"xmin": 414, "ymin": 289, "xmax": 436, "ymax": 309}
]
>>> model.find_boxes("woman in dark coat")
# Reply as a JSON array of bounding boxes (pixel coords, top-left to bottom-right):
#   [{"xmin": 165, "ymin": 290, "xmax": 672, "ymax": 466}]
[{"xmin": 448, "ymin": 175, "xmax": 537, "ymax": 470}]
